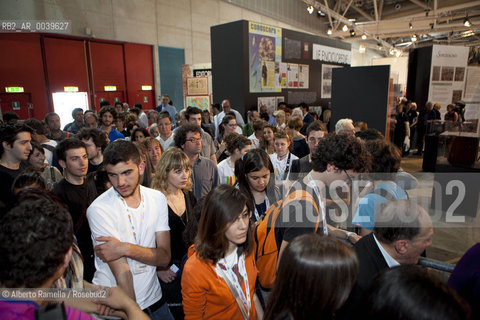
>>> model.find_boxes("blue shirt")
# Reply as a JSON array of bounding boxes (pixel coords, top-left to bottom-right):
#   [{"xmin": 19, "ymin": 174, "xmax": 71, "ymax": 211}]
[
  {"xmin": 108, "ymin": 129, "xmax": 124, "ymax": 142},
  {"xmin": 156, "ymin": 104, "xmax": 177, "ymax": 122},
  {"xmin": 352, "ymin": 182, "xmax": 408, "ymax": 230}
]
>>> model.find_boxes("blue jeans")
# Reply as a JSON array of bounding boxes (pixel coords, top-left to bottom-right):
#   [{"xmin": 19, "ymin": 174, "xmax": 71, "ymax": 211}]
[{"xmin": 144, "ymin": 301, "xmax": 174, "ymax": 320}]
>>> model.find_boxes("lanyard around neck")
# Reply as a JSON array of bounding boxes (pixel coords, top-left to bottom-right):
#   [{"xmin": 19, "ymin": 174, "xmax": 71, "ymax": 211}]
[
  {"xmin": 116, "ymin": 189, "xmax": 145, "ymax": 244},
  {"xmin": 306, "ymin": 173, "xmax": 328, "ymax": 236}
]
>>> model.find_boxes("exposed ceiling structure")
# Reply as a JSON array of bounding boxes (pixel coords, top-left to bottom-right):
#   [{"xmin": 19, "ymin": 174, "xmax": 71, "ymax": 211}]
[{"xmin": 302, "ymin": 0, "xmax": 480, "ymax": 56}]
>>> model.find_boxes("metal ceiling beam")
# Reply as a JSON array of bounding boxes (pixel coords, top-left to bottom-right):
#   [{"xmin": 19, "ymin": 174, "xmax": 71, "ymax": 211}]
[
  {"xmin": 409, "ymin": 0, "xmax": 429, "ymax": 10},
  {"xmin": 350, "ymin": 2, "xmax": 374, "ymax": 21},
  {"xmin": 379, "ymin": 0, "xmax": 384, "ymax": 20},
  {"xmin": 333, "ymin": 0, "xmax": 354, "ymax": 31},
  {"xmin": 324, "ymin": 0, "xmax": 334, "ymax": 29},
  {"xmin": 373, "ymin": 0, "xmax": 379, "ymax": 22}
]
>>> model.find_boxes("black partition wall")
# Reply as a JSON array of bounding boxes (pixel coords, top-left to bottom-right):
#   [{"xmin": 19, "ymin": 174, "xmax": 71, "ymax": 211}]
[
  {"xmin": 331, "ymin": 65, "xmax": 391, "ymax": 136},
  {"xmin": 210, "ymin": 20, "xmax": 351, "ymax": 118}
]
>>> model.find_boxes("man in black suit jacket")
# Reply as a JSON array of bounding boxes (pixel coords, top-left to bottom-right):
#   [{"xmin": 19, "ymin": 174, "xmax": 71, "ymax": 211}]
[
  {"xmin": 291, "ymin": 121, "xmax": 327, "ymax": 178},
  {"xmin": 338, "ymin": 200, "xmax": 434, "ymax": 319}
]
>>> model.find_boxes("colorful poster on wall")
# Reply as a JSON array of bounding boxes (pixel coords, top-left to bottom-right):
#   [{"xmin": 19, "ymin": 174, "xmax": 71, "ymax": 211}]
[
  {"xmin": 428, "ymin": 45, "xmax": 469, "ymax": 118},
  {"xmin": 298, "ymin": 64, "xmax": 309, "ymax": 89},
  {"xmin": 275, "ymin": 62, "xmax": 287, "ymax": 89},
  {"xmin": 249, "ymin": 21, "xmax": 282, "ymax": 93},
  {"xmin": 287, "ymin": 63, "xmax": 299, "ymax": 88},
  {"xmin": 261, "ymin": 61, "xmax": 276, "ymax": 89},
  {"xmin": 185, "ymin": 96, "xmax": 210, "ymax": 110},
  {"xmin": 321, "ymin": 64, "xmax": 343, "ymax": 98}
]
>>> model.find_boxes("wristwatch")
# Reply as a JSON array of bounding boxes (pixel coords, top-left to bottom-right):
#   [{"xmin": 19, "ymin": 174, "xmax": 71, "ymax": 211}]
[{"xmin": 346, "ymin": 231, "xmax": 356, "ymax": 240}]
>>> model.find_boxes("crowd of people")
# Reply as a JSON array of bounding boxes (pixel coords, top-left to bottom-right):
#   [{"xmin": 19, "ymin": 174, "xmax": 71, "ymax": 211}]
[{"xmin": 0, "ymin": 96, "xmax": 476, "ymax": 320}]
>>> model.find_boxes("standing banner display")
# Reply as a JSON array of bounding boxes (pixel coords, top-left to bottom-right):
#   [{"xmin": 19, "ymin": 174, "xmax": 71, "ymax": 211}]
[
  {"xmin": 248, "ymin": 22, "xmax": 282, "ymax": 93},
  {"xmin": 428, "ymin": 45, "xmax": 469, "ymax": 118}
]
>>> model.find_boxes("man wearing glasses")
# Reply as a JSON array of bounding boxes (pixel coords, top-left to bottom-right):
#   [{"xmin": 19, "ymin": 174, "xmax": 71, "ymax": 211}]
[
  {"xmin": 156, "ymin": 111, "xmax": 175, "ymax": 150},
  {"xmin": 174, "ymin": 124, "xmax": 219, "ymax": 199}
]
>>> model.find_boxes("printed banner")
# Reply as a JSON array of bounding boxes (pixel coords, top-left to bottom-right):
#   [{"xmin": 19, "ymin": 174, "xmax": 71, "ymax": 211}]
[
  {"xmin": 312, "ymin": 43, "xmax": 351, "ymax": 65},
  {"xmin": 249, "ymin": 21, "xmax": 282, "ymax": 93}
]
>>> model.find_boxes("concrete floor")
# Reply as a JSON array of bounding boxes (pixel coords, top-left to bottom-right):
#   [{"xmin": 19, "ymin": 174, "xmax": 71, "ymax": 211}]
[{"xmin": 401, "ymin": 154, "xmax": 480, "ymax": 263}]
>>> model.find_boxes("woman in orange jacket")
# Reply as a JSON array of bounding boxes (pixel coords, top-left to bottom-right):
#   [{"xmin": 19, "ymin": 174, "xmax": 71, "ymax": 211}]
[{"xmin": 181, "ymin": 184, "xmax": 262, "ymax": 319}]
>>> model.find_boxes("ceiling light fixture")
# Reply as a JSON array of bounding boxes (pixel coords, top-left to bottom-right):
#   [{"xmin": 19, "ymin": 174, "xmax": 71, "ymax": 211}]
[
  {"xmin": 361, "ymin": 34, "xmax": 367, "ymax": 40},
  {"xmin": 307, "ymin": 5, "xmax": 314, "ymax": 14},
  {"xmin": 350, "ymin": 29, "xmax": 355, "ymax": 37},
  {"xmin": 342, "ymin": 24, "xmax": 348, "ymax": 32},
  {"xmin": 464, "ymin": 17, "xmax": 471, "ymax": 27},
  {"xmin": 411, "ymin": 34, "xmax": 417, "ymax": 42},
  {"xmin": 409, "ymin": 22, "xmax": 413, "ymax": 29},
  {"xmin": 327, "ymin": 26, "xmax": 332, "ymax": 35}
]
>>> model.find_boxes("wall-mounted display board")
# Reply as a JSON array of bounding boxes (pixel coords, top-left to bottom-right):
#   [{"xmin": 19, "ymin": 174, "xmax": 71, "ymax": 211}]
[
  {"xmin": 427, "ymin": 45, "xmax": 469, "ymax": 118},
  {"xmin": 187, "ymin": 77, "xmax": 209, "ymax": 95},
  {"xmin": 211, "ymin": 20, "xmax": 351, "ymax": 119}
]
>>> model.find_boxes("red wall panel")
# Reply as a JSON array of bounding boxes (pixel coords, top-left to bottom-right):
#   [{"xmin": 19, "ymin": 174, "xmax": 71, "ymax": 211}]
[
  {"xmin": 0, "ymin": 34, "xmax": 48, "ymax": 119},
  {"xmin": 124, "ymin": 43, "xmax": 155, "ymax": 109},
  {"xmin": 89, "ymin": 42, "xmax": 126, "ymax": 110},
  {"xmin": 43, "ymin": 37, "xmax": 90, "ymax": 97}
]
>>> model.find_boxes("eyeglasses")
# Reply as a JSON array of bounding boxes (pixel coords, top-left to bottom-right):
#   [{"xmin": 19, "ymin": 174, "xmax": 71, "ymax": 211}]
[{"xmin": 186, "ymin": 137, "xmax": 202, "ymax": 143}]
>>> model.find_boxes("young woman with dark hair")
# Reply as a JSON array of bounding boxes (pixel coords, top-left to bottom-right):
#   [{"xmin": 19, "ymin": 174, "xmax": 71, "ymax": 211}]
[
  {"xmin": 264, "ymin": 234, "xmax": 358, "ymax": 320},
  {"xmin": 261, "ymin": 124, "xmax": 277, "ymax": 155},
  {"xmin": 217, "ymin": 133, "xmax": 251, "ymax": 185},
  {"xmin": 235, "ymin": 148, "xmax": 280, "ymax": 222},
  {"xmin": 131, "ymin": 127, "xmax": 149, "ymax": 143},
  {"xmin": 216, "ymin": 115, "xmax": 238, "ymax": 162},
  {"xmin": 27, "ymin": 141, "xmax": 62, "ymax": 189},
  {"xmin": 182, "ymin": 184, "xmax": 261, "ymax": 319}
]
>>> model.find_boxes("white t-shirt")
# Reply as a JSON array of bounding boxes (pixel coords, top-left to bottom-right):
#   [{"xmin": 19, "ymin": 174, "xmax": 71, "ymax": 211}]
[
  {"xmin": 269, "ymin": 152, "xmax": 298, "ymax": 181},
  {"xmin": 156, "ymin": 134, "xmax": 174, "ymax": 150},
  {"xmin": 138, "ymin": 112, "xmax": 148, "ymax": 128},
  {"xmin": 42, "ymin": 139, "xmax": 57, "ymax": 165},
  {"xmin": 217, "ymin": 157, "xmax": 236, "ymax": 185},
  {"xmin": 248, "ymin": 133, "xmax": 260, "ymax": 149},
  {"xmin": 86, "ymin": 185, "xmax": 170, "ymax": 309}
]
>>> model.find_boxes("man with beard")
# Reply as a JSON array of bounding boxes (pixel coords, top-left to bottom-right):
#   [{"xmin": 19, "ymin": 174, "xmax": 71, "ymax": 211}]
[
  {"xmin": 87, "ymin": 140, "xmax": 173, "ymax": 319},
  {"xmin": 99, "ymin": 105, "xmax": 124, "ymax": 142}
]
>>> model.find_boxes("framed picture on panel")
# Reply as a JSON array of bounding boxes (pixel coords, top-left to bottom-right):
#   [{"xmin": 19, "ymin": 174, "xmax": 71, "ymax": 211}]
[{"xmin": 187, "ymin": 77, "xmax": 208, "ymax": 95}]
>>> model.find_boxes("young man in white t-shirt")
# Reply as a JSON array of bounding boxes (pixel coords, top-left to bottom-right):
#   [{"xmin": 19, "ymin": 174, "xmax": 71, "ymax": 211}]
[{"xmin": 87, "ymin": 140, "xmax": 173, "ymax": 319}]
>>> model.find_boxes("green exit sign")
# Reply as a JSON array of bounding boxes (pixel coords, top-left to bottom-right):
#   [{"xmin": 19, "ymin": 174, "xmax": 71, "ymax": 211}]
[
  {"xmin": 5, "ymin": 87, "xmax": 24, "ymax": 93},
  {"xmin": 104, "ymin": 86, "xmax": 117, "ymax": 91}
]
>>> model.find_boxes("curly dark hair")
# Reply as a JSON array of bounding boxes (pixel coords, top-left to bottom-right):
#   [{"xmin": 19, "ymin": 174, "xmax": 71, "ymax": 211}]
[
  {"xmin": 311, "ymin": 132, "xmax": 371, "ymax": 173},
  {"xmin": 174, "ymin": 123, "xmax": 202, "ymax": 148},
  {"xmin": 365, "ymin": 139, "xmax": 401, "ymax": 180},
  {"xmin": 99, "ymin": 105, "xmax": 117, "ymax": 120},
  {"xmin": 0, "ymin": 189, "xmax": 73, "ymax": 287},
  {"xmin": 76, "ymin": 128, "xmax": 109, "ymax": 152}
]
